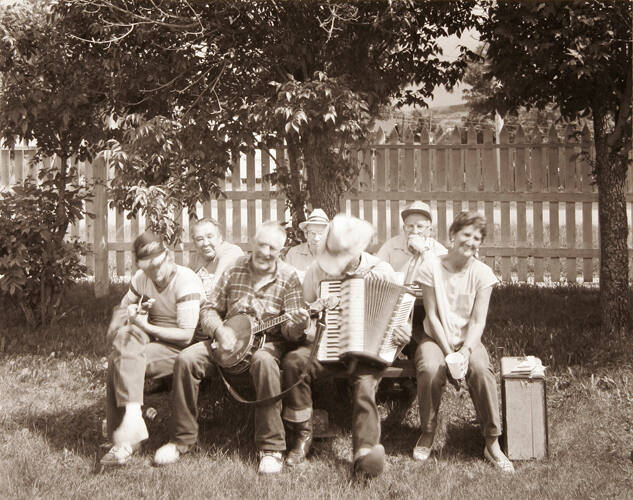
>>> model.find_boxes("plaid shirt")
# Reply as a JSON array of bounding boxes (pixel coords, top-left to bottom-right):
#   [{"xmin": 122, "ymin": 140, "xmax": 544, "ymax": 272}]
[{"xmin": 202, "ymin": 255, "xmax": 305, "ymax": 341}]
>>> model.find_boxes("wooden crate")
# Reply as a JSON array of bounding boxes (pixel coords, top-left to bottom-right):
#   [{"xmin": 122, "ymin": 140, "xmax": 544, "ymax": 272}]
[{"xmin": 500, "ymin": 356, "xmax": 549, "ymax": 460}]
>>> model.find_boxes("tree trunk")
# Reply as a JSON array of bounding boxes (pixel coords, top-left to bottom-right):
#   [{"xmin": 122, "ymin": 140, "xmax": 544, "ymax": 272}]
[
  {"xmin": 285, "ymin": 143, "xmax": 308, "ymax": 228},
  {"xmin": 304, "ymin": 143, "xmax": 343, "ymax": 219},
  {"xmin": 593, "ymin": 105, "xmax": 632, "ymax": 338},
  {"xmin": 55, "ymin": 156, "xmax": 70, "ymax": 239}
]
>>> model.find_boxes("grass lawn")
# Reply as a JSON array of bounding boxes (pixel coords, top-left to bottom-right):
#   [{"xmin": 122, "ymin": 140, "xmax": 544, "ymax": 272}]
[{"xmin": 1, "ymin": 283, "xmax": 632, "ymax": 499}]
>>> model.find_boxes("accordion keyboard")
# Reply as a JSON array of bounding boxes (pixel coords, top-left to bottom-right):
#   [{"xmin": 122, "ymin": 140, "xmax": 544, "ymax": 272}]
[{"xmin": 318, "ymin": 280, "xmax": 343, "ymax": 362}]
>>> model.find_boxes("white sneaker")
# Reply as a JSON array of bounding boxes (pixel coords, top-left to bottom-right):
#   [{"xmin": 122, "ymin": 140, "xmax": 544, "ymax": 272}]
[
  {"xmin": 258, "ymin": 451, "xmax": 283, "ymax": 474},
  {"xmin": 112, "ymin": 408, "xmax": 148, "ymax": 446},
  {"xmin": 154, "ymin": 443, "xmax": 181, "ymax": 466},
  {"xmin": 100, "ymin": 443, "xmax": 137, "ymax": 466}
]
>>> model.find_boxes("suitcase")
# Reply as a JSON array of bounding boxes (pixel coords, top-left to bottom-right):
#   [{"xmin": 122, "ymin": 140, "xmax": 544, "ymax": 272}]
[{"xmin": 500, "ymin": 356, "xmax": 549, "ymax": 460}]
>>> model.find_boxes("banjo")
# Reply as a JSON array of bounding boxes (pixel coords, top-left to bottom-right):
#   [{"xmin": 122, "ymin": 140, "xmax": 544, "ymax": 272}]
[{"xmin": 210, "ymin": 295, "xmax": 339, "ymax": 375}]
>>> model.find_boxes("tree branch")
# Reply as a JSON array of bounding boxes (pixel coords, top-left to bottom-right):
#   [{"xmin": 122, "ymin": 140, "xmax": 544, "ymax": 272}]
[
  {"xmin": 68, "ymin": 25, "xmax": 134, "ymax": 45},
  {"xmin": 607, "ymin": 66, "xmax": 632, "ymax": 150}
]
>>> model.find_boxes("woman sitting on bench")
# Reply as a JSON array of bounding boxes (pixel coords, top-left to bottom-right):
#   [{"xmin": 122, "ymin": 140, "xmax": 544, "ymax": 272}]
[{"xmin": 410, "ymin": 211, "xmax": 514, "ymax": 473}]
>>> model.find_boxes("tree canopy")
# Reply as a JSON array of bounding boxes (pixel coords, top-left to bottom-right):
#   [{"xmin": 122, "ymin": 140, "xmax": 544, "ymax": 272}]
[
  {"xmin": 53, "ymin": 0, "xmax": 479, "ymax": 234},
  {"xmin": 476, "ymin": 0, "xmax": 632, "ymax": 336}
]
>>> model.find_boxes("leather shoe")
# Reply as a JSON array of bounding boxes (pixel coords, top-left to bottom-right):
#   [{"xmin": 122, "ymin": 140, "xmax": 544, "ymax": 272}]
[
  {"xmin": 286, "ymin": 420, "xmax": 312, "ymax": 467},
  {"xmin": 353, "ymin": 444, "xmax": 385, "ymax": 478}
]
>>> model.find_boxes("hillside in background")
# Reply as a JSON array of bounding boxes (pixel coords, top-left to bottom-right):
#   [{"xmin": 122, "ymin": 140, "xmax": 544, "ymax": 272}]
[{"xmin": 373, "ymin": 103, "xmax": 470, "ymax": 142}]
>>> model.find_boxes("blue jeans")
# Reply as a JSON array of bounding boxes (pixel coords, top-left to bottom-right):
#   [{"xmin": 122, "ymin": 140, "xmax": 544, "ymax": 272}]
[
  {"xmin": 170, "ymin": 340, "xmax": 291, "ymax": 452},
  {"xmin": 282, "ymin": 345, "xmax": 384, "ymax": 453}
]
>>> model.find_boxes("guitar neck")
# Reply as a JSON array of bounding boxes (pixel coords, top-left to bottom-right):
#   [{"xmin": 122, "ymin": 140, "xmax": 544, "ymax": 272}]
[{"xmin": 253, "ymin": 313, "xmax": 290, "ymax": 334}]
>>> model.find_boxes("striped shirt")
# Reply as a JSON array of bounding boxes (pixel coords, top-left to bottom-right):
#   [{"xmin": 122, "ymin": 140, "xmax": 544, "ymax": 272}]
[
  {"xmin": 125, "ymin": 265, "xmax": 205, "ymax": 331},
  {"xmin": 202, "ymin": 255, "xmax": 305, "ymax": 341}
]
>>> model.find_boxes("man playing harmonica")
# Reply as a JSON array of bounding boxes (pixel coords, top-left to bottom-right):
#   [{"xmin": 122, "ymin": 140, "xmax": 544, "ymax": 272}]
[
  {"xmin": 282, "ymin": 214, "xmax": 411, "ymax": 477},
  {"xmin": 101, "ymin": 231, "xmax": 205, "ymax": 467},
  {"xmin": 154, "ymin": 221, "xmax": 310, "ymax": 475}
]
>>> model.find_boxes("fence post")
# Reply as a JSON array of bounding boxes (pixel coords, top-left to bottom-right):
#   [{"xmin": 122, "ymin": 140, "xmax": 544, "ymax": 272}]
[{"xmin": 93, "ymin": 156, "xmax": 109, "ymax": 297}]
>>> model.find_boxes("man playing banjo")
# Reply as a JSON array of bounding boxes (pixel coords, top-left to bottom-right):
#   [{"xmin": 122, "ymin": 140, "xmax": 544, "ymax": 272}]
[{"xmin": 154, "ymin": 221, "xmax": 311, "ymax": 474}]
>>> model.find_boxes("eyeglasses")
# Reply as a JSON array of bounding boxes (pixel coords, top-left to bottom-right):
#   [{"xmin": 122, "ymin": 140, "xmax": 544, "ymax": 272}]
[
  {"xmin": 306, "ymin": 230, "xmax": 325, "ymax": 238},
  {"xmin": 404, "ymin": 223, "xmax": 431, "ymax": 232}
]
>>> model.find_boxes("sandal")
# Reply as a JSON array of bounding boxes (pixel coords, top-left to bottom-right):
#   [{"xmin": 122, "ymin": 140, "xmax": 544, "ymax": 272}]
[{"xmin": 484, "ymin": 447, "xmax": 515, "ymax": 473}]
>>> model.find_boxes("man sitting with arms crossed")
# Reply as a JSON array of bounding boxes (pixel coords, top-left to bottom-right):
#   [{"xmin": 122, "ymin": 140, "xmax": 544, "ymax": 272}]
[
  {"xmin": 101, "ymin": 231, "xmax": 205, "ymax": 466},
  {"xmin": 284, "ymin": 208, "xmax": 329, "ymax": 280},
  {"xmin": 377, "ymin": 201, "xmax": 447, "ymax": 357},
  {"xmin": 189, "ymin": 217, "xmax": 243, "ymax": 296},
  {"xmin": 154, "ymin": 221, "xmax": 310, "ymax": 474},
  {"xmin": 282, "ymin": 214, "xmax": 411, "ymax": 477}
]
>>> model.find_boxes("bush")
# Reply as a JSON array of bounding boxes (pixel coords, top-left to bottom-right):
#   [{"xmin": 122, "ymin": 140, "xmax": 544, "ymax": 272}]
[{"xmin": 0, "ymin": 167, "xmax": 89, "ymax": 327}]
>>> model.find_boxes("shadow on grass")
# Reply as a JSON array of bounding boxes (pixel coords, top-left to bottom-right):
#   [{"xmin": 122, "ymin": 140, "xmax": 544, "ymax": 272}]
[{"xmin": 11, "ymin": 400, "xmax": 108, "ymax": 471}]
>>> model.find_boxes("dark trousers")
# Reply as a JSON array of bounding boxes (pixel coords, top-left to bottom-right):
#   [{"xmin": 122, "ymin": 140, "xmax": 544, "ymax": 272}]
[
  {"xmin": 282, "ymin": 346, "xmax": 383, "ymax": 454},
  {"xmin": 170, "ymin": 340, "xmax": 290, "ymax": 451},
  {"xmin": 414, "ymin": 336, "xmax": 502, "ymax": 437}
]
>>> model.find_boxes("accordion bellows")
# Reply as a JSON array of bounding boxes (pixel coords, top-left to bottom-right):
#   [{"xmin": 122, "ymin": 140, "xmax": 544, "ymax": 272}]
[{"xmin": 318, "ymin": 277, "xmax": 415, "ymax": 366}]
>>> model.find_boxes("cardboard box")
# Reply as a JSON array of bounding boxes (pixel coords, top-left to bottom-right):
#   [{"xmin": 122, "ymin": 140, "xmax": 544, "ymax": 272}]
[{"xmin": 501, "ymin": 356, "xmax": 549, "ymax": 460}]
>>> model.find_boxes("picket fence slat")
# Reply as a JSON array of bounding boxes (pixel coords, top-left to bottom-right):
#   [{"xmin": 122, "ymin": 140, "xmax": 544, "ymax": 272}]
[
  {"xmin": 360, "ymin": 148, "xmax": 373, "ymax": 226},
  {"xmin": 434, "ymin": 133, "xmax": 448, "ymax": 245},
  {"xmin": 375, "ymin": 140, "xmax": 387, "ymax": 245},
  {"xmin": 482, "ymin": 128, "xmax": 496, "ymax": 270},
  {"xmin": 261, "ymin": 148, "xmax": 272, "ymax": 224},
  {"xmin": 388, "ymin": 128, "xmax": 400, "ymax": 239},
  {"xmin": 350, "ymin": 148, "xmax": 361, "ymax": 218},
  {"xmin": 514, "ymin": 126, "xmax": 528, "ymax": 281},
  {"xmin": 2, "ymin": 123, "xmax": 629, "ymax": 290},
  {"xmin": 246, "ymin": 150, "xmax": 256, "ymax": 240},
  {"xmin": 403, "ymin": 127, "xmax": 415, "ymax": 205}
]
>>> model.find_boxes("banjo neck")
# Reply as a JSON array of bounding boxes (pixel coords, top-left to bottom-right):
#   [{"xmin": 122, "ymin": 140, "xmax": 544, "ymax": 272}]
[
  {"xmin": 251, "ymin": 313, "xmax": 290, "ymax": 335},
  {"xmin": 249, "ymin": 295, "xmax": 338, "ymax": 335}
]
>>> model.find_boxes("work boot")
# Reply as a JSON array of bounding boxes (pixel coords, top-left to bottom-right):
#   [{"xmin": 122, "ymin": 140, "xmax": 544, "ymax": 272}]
[
  {"xmin": 353, "ymin": 444, "xmax": 385, "ymax": 478},
  {"xmin": 286, "ymin": 420, "xmax": 313, "ymax": 467}
]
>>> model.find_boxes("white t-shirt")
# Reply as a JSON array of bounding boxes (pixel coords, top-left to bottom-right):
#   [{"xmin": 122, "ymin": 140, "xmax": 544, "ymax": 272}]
[
  {"xmin": 126, "ymin": 265, "xmax": 205, "ymax": 331},
  {"xmin": 412, "ymin": 256, "xmax": 498, "ymax": 346}
]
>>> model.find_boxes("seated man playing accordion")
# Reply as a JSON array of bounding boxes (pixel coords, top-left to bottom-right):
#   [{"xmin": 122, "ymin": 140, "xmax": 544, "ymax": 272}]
[{"xmin": 283, "ymin": 214, "xmax": 411, "ymax": 477}]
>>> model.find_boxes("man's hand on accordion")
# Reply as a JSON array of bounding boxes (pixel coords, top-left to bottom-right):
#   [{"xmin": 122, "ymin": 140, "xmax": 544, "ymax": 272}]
[{"xmin": 392, "ymin": 325, "xmax": 412, "ymax": 346}]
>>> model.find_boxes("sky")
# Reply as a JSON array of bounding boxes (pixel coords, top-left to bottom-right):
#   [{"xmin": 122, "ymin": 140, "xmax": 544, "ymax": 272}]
[{"xmin": 427, "ymin": 28, "xmax": 481, "ymax": 108}]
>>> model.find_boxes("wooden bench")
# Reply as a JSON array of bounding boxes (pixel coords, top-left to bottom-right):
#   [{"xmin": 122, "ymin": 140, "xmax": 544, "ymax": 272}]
[{"xmin": 326, "ymin": 358, "xmax": 416, "ymax": 379}]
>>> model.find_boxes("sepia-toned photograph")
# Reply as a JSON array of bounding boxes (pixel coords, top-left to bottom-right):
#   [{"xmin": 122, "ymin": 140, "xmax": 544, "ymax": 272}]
[{"xmin": 0, "ymin": 1, "xmax": 631, "ymax": 498}]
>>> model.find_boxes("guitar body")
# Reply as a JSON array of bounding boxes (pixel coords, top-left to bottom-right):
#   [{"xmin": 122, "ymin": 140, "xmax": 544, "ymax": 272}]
[{"xmin": 210, "ymin": 314, "xmax": 265, "ymax": 375}]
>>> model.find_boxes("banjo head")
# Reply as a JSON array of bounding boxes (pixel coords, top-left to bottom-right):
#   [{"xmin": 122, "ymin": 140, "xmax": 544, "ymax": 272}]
[{"xmin": 211, "ymin": 314, "xmax": 256, "ymax": 368}]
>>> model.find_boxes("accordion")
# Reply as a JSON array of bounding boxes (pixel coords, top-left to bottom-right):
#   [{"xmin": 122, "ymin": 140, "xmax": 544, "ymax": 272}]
[{"xmin": 317, "ymin": 277, "xmax": 416, "ymax": 366}]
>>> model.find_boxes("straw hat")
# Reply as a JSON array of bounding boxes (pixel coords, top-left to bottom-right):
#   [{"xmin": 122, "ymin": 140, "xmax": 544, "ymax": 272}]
[
  {"xmin": 299, "ymin": 208, "xmax": 330, "ymax": 231},
  {"xmin": 316, "ymin": 214, "xmax": 375, "ymax": 275},
  {"xmin": 401, "ymin": 201, "xmax": 432, "ymax": 222}
]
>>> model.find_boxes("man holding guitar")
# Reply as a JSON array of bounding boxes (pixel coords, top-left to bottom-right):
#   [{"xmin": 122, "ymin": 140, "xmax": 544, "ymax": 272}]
[
  {"xmin": 154, "ymin": 221, "xmax": 310, "ymax": 474},
  {"xmin": 101, "ymin": 231, "xmax": 205, "ymax": 467}
]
